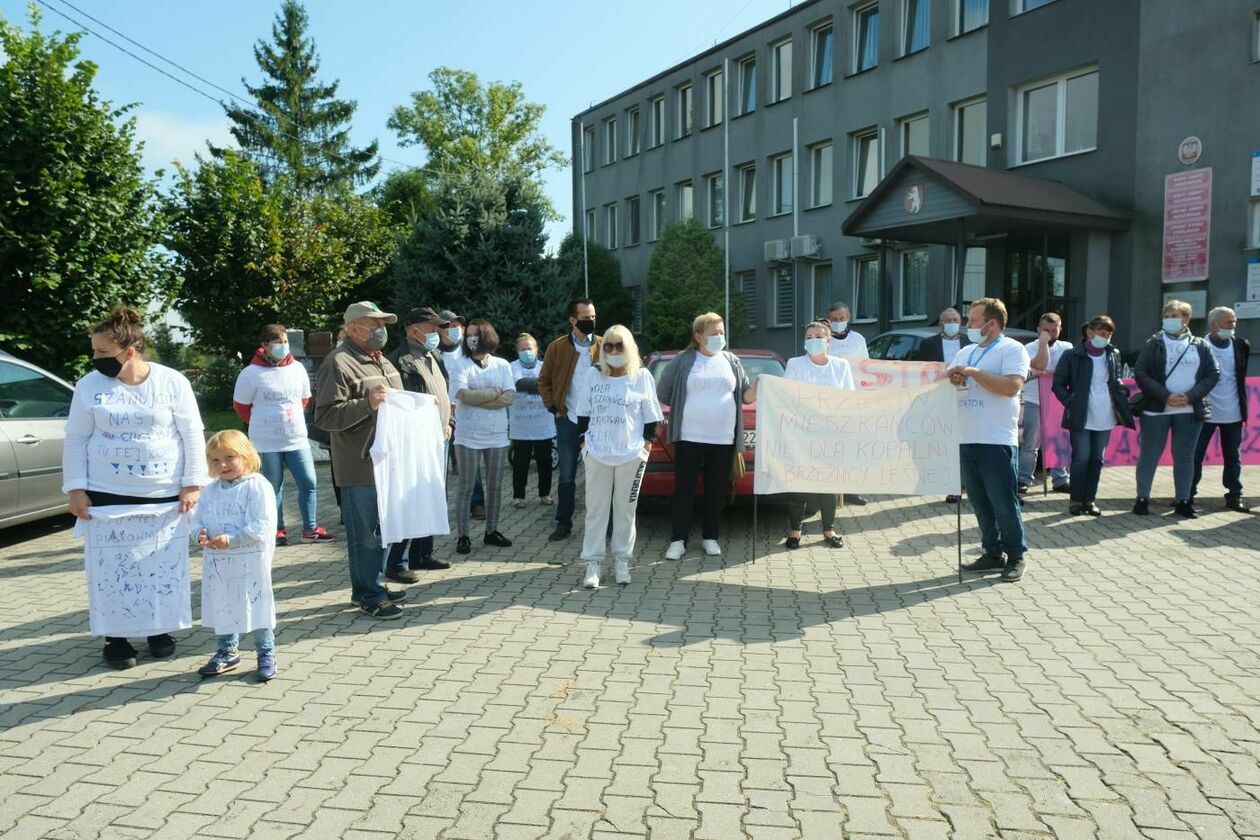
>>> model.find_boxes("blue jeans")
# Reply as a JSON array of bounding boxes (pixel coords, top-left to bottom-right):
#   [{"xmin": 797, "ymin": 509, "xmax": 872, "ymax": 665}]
[
  {"xmin": 216, "ymin": 629, "xmax": 275, "ymax": 656},
  {"xmin": 1193, "ymin": 421, "xmax": 1244, "ymax": 500},
  {"xmin": 1069, "ymin": 428, "xmax": 1112, "ymax": 504},
  {"xmin": 1136, "ymin": 413, "xmax": 1203, "ymax": 502},
  {"xmin": 960, "ymin": 443, "xmax": 1027, "ymax": 559},
  {"xmin": 259, "ymin": 446, "xmax": 317, "ymax": 532},
  {"xmin": 340, "ymin": 484, "xmax": 388, "ymax": 608},
  {"xmin": 1018, "ymin": 401, "xmax": 1068, "ymax": 486},
  {"xmin": 554, "ymin": 417, "xmax": 581, "ymax": 530}
]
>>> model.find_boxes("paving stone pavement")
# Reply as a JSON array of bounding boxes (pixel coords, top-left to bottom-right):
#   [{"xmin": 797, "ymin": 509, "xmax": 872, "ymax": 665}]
[{"xmin": 2, "ymin": 462, "xmax": 1260, "ymax": 839}]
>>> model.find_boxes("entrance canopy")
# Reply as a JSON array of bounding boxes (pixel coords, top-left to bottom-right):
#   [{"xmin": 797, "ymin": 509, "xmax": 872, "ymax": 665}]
[{"xmin": 841, "ymin": 156, "xmax": 1130, "ymax": 243}]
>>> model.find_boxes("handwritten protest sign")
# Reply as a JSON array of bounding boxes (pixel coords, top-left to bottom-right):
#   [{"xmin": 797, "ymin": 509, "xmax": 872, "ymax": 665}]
[
  {"xmin": 755, "ymin": 376, "xmax": 961, "ymax": 496},
  {"xmin": 75, "ymin": 503, "xmax": 192, "ymax": 638},
  {"xmin": 851, "ymin": 359, "xmax": 948, "ymax": 390},
  {"xmin": 1038, "ymin": 377, "xmax": 1260, "ymax": 468}
]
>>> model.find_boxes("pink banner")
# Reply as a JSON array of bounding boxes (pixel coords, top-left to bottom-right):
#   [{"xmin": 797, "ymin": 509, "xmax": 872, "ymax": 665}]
[{"xmin": 1038, "ymin": 376, "xmax": 1260, "ymax": 468}]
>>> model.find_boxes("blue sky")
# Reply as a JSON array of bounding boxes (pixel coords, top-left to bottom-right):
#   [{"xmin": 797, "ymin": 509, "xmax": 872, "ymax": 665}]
[{"xmin": 1, "ymin": 0, "xmax": 793, "ymax": 248}]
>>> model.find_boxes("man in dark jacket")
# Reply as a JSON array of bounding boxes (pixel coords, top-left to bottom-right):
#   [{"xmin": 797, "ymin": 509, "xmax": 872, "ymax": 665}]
[
  {"xmin": 1192, "ymin": 306, "xmax": 1251, "ymax": 511},
  {"xmin": 916, "ymin": 307, "xmax": 972, "ymax": 362},
  {"xmin": 383, "ymin": 307, "xmax": 454, "ymax": 581}
]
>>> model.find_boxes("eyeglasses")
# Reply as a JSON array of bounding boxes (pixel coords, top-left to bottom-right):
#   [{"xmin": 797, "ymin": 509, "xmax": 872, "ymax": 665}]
[{"xmin": 603, "ymin": 342, "xmax": 625, "ymax": 352}]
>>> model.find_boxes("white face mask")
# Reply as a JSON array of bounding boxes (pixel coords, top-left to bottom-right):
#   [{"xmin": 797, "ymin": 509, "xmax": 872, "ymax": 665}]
[
  {"xmin": 942, "ymin": 322, "xmax": 960, "ymax": 338},
  {"xmin": 803, "ymin": 337, "xmax": 828, "ymax": 356},
  {"xmin": 830, "ymin": 320, "xmax": 847, "ymax": 334},
  {"xmin": 603, "ymin": 353, "xmax": 626, "ymax": 368},
  {"xmin": 267, "ymin": 342, "xmax": 289, "ymax": 360},
  {"xmin": 1217, "ymin": 328, "xmax": 1236, "ymax": 341},
  {"xmin": 705, "ymin": 334, "xmax": 726, "ymax": 353}
]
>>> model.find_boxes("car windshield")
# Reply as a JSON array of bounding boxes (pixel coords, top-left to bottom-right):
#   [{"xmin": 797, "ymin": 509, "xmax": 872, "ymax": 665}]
[{"xmin": 649, "ymin": 355, "xmax": 784, "ymax": 384}]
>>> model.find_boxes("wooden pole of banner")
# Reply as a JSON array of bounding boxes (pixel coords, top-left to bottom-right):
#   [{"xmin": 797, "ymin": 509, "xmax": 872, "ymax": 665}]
[
  {"xmin": 752, "ymin": 492, "xmax": 758, "ymax": 564},
  {"xmin": 956, "ymin": 491, "xmax": 963, "ymax": 585}
]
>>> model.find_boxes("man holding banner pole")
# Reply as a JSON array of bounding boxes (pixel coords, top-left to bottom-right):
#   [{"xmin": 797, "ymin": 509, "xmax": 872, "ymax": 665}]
[
  {"xmin": 947, "ymin": 298, "xmax": 1031, "ymax": 583},
  {"xmin": 1019, "ymin": 314, "xmax": 1071, "ymax": 495}
]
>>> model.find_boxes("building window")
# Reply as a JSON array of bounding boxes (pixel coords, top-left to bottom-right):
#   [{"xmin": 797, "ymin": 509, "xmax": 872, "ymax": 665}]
[
  {"xmin": 706, "ymin": 69, "xmax": 724, "ymax": 127},
  {"xmin": 811, "ymin": 22, "xmax": 834, "ymax": 88},
  {"xmin": 902, "ymin": 0, "xmax": 929, "ymax": 55},
  {"xmin": 854, "ymin": 257, "xmax": 880, "ymax": 322},
  {"xmin": 1018, "ymin": 68, "xmax": 1098, "ymax": 164},
  {"xmin": 585, "ymin": 208, "xmax": 596, "ymax": 244},
  {"xmin": 957, "ymin": 0, "xmax": 988, "ymax": 34},
  {"xmin": 626, "ymin": 107, "xmax": 641, "ymax": 156},
  {"xmin": 899, "ymin": 249, "xmax": 928, "ymax": 319},
  {"xmin": 771, "ymin": 153, "xmax": 793, "ymax": 216},
  {"xmin": 773, "ymin": 267, "xmax": 795, "ymax": 327},
  {"xmin": 650, "ymin": 96, "xmax": 665, "ymax": 148},
  {"xmin": 650, "ymin": 189, "xmax": 665, "ymax": 240},
  {"xmin": 675, "ymin": 180, "xmax": 693, "ymax": 221},
  {"xmin": 960, "ymin": 246, "xmax": 986, "ymax": 302},
  {"xmin": 737, "ymin": 55, "xmax": 756, "ymax": 115},
  {"xmin": 953, "ymin": 97, "xmax": 987, "ymax": 166},
  {"xmin": 1250, "ymin": 201, "xmax": 1260, "ymax": 248},
  {"xmin": 1018, "ymin": 0, "xmax": 1056, "ymax": 12},
  {"xmin": 1253, "ymin": 11, "xmax": 1260, "ymax": 62},
  {"xmin": 853, "ymin": 3, "xmax": 880, "ymax": 73},
  {"xmin": 676, "ymin": 83, "xmax": 693, "ymax": 138},
  {"xmin": 738, "ymin": 271, "xmax": 758, "ymax": 328},
  {"xmin": 853, "ymin": 129, "xmax": 879, "ymax": 198},
  {"xmin": 627, "ymin": 196, "xmax": 641, "ymax": 245},
  {"xmin": 737, "ymin": 163, "xmax": 757, "ymax": 222},
  {"xmin": 606, "ymin": 203, "xmax": 618, "ymax": 250},
  {"xmin": 810, "ymin": 142, "xmax": 833, "ymax": 207},
  {"xmin": 811, "ymin": 263, "xmax": 833, "ymax": 320},
  {"xmin": 582, "ymin": 126, "xmax": 596, "ymax": 173},
  {"xmin": 771, "ymin": 38, "xmax": 793, "ymax": 103},
  {"xmin": 899, "ymin": 113, "xmax": 929, "ymax": 158},
  {"xmin": 603, "ymin": 117, "xmax": 618, "ymax": 165},
  {"xmin": 705, "ymin": 172, "xmax": 725, "ymax": 228}
]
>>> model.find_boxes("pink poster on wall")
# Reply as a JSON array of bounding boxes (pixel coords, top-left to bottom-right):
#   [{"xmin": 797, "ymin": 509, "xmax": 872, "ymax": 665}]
[{"xmin": 1161, "ymin": 168, "xmax": 1212, "ymax": 283}]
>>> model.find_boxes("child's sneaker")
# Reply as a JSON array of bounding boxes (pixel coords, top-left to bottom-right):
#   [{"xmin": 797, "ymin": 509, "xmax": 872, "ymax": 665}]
[
  {"xmin": 301, "ymin": 526, "xmax": 336, "ymax": 543},
  {"xmin": 257, "ymin": 655, "xmax": 277, "ymax": 681},
  {"xmin": 198, "ymin": 650, "xmax": 241, "ymax": 677},
  {"xmin": 275, "ymin": 528, "xmax": 288, "ymax": 547}
]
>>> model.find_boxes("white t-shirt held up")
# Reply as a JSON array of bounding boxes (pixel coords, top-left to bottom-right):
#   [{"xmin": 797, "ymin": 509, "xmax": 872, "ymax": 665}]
[
  {"xmin": 371, "ymin": 390, "xmax": 450, "ymax": 546},
  {"xmin": 233, "ymin": 361, "xmax": 311, "ymax": 453},
  {"xmin": 950, "ymin": 337, "xmax": 1030, "ymax": 446},
  {"xmin": 573, "ymin": 367, "xmax": 664, "ymax": 466}
]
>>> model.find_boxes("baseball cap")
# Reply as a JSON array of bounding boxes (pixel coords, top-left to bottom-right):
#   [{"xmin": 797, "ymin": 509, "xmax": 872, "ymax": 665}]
[
  {"xmin": 437, "ymin": 309, "xmax": 465, "ymax": 326},
  {"xmin": 405, "ymin": 306, "xmax": 444, "ymax": 326},
  {"xmin": 343, "ymin": 301, "xmax": 398, "ymax": 326}
]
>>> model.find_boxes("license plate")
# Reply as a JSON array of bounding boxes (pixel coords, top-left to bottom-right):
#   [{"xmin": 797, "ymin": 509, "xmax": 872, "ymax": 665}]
[{"xmin": 742, "ymin": 430, "xmax": 756, "ymax": 449}]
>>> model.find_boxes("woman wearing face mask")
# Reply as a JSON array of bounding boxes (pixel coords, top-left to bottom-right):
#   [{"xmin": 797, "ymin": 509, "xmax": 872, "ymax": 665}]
[
  {"xmin": 62, "ymin": 305, "xmax": 209, "ymax": 669},
  {"xmin": 233, "ymin": 324, "xmax": 333, "ymax": 547},
  {"xmin": 1131, "ymin": 300, "xmax": 1220, "ymax": 518},
  {"xmin": 782, "ymin": 321, "xmax": 856, "ymax": 548},
  {"xmin": 510, "ymin": 334, "xmax": 556, "ymax": 508},
  {"xmin": 655, "ymin": 312, "xmax": 756, "ymax": 560},
  {"xmin": 448, "ymin": 318, "xmax": 516, "ymax": 554},
  {"xmin": 1051, "ymin": 316, "xmax": 1134, "ymax": 516}
]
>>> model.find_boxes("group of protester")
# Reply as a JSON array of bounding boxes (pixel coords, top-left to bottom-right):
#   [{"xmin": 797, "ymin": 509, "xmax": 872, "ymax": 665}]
[{"xmin": 59, "ymin": 291, "xmax": 1250, "ymax": 677}]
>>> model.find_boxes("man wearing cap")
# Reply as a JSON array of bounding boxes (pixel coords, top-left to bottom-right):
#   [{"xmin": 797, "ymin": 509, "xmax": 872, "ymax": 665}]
[
  {"xmin": 315, "ymin": 301, "xmax": 407, "ymax": 619},
  {"xmin": 384, "ymin": 307, "xmax": 455, "ymax": 582},
  {"xmin": 438, "ymin": 309, "xmax": 486, "ymax": 518}
]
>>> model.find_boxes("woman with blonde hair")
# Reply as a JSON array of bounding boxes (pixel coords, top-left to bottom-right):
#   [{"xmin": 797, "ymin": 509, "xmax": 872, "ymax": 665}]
[
  {"xmin": 572, "ymin": 325, "xmax": 663, "ymax": 588},
  {"xmin": 654, "ymin": 312, "xmax": 756, "ymax": 560}
]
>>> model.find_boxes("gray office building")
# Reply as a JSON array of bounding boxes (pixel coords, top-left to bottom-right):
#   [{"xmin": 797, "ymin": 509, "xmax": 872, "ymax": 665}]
[{"xmin": 572, "ymin": 0, "xmax": 1260, "ymax": 362}]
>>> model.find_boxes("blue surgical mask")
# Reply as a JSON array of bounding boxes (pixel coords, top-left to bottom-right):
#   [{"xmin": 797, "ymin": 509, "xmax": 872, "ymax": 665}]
[
  {"xmin": 830, "ymin": 320, "xmax": 847, "ymax": 334},
  {"xmin": 366, "ymin": 327, "xmax": 388, "ymax": 351},
  {"xmin": 967, "ymin": 327, "xmax": 985, "ymax": 344},
  {"xmin": 447, "ymin": 326, "xmax": 463, "ymax": 343},
  {"xmin": 705, "ymin": 334, "xmax": 726, "ymax": 354},
  {"xmin": 1217, "ymin": 328, "xmax": 1235, "ymax": 341},
  {"xmin": 803, "ymin": 337, "xmax": 828, "ymax": 356},
  {"xmin": 518, "ymin": 349, "xmax": 537, "ymax": 366},
  {"xmin": 1090, "ymin": 335, "xmax": 1110, "ymax": 349},
  {"xmin": 942, "ymin": 322, "xmax": 960, "ymax": 338},
  {"xmin": 1162, "ymin": 317, "xmax": 1184, "ymax": 336},
  {"xmin": 604, "ymin": 353, "xmax": 626, "ymax": 368},
  {"xmin": 267, "ymin": 342, "xmax": 289, "ymax": 361},
  {"xmin": 423, "ymin": 332, "xmax": 441, "ymax": 351}
]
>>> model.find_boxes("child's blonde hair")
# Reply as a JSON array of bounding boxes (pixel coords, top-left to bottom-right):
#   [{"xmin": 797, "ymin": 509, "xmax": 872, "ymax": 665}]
[{"xmin": 206, "ymin": 429, "xmax": 261, "ymax": 475}]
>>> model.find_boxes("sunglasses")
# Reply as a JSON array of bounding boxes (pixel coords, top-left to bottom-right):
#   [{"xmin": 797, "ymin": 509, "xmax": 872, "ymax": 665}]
[{"xmin": 603, "ymin": 342, "xmax": 626, "ymax": 352}]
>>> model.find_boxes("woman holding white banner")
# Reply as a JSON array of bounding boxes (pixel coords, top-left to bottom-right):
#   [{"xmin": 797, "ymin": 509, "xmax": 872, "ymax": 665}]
[
  {"xmin": 62, "ymin": 305, "xmax": 208, "ymax": 669},
  {"xmin": 783, "ymin": 320, "xmax": 856, "ymax": 548}
]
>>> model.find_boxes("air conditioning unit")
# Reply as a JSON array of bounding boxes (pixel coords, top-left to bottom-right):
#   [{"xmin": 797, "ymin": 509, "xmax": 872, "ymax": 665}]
[
  {"xmin": 860, "ymin": 236, "xmax": 882, "ymax": 248},
  {"xmin": 763, "ymin": 239, "xmax": 791, "ymax": 263},
  {"xmin": 790, "ymin": 234, "xmax": 821, "ymax": 259}
]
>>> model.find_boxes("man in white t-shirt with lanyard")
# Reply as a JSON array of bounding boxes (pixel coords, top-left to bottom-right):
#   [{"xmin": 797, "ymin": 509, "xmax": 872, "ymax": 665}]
[
  {"xmin": 825, "ymin": 301, "xmax": 869, "ymax": 505},
  {"xmin": 947, "ymin": 297, "xmax": 1031, "ymax": 583},
  {"xmin": 1019, "ymin": 313, "xmax": 1072, "ymax": 494}
]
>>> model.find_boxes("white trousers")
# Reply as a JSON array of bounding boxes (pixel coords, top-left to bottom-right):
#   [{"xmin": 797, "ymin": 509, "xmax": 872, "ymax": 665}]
[{"xmin": 580, "ymin": 457, "xmax": 646, "ymax": 564}]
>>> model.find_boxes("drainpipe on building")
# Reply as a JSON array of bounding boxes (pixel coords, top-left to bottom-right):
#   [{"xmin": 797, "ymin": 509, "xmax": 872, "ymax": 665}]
[
  {"xmin": 793, "ymin": 116, "xmax": 800, "ymax": 337},
  {"xmin": 723, "ymin": 57, "xmax": 731, "ymax": 329},
  {"xmin": 579, "ymin": 120, "xmax": 589, "ymax": 298}
]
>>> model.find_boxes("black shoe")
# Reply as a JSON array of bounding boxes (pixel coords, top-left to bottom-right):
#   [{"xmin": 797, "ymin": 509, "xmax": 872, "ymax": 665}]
[
  {"xmin": 1173, "ymin": 501, "xmax": 1198, "ymax": 519},
  {"xmin": 1017, "ymin": 484, "xmax": 1029, "ymax": 495},
  {"xmin": 359, "ymin": 601, "xmax": 404, "ymax": 620},
  {"xmin": 944, "ymin": 495, "xmax": 960, "ymax": 504},
  {"xmin": 962, "ymin": 553, "xmax": 1005, "ymax": 572},
  {"xmin": 484, "ymin": 530, "xmax": 512, "ymax": 547},
  {"xmin": 1001, "ymin": 557, "xmax": 1026, "ymax": 582},
  {"xmin": 1085, "ymin": 503, "xmax": 1102, "ymax": 517},
  {"xmin": 843, "ymin": 494, "xmax": 867, "ymax": 506},
  {"xmin": 103, "ymin": 638, "xmax": 137, "ymax": 670},
  {"xmin": 351, "ymin": 589, "xmax": 407, "ymax": 608},
  {"xmin": 1225, "ymin": 495, "xmax": 1252, "ymax": 512},
  {"xmin": 822, "ymin": 534, "xmax": 844, "ymax": 549},
  {"xmin": 785, "ymin": 536, "xmax": 801, "ymax": 550},
  {"xmin": 1052, "ymin": 483, "xmax": 1071, "ymax": 494},
  {"xmin": 548, "ymin": 525, "xmax": 572, "ymax": 542},
  {"xmin": 456, "ymin": 535, "xmax": 471, "ymax": 554},
  {"xmin": 146, "ymin": 634, "xmax": 176, "ymax": 659},
  {"xmin": 1132, "ymin": 498, "xmax": 1150, "ymax": 516},
  {"xmin": 386, "ymin": 567, "xmax": 420, "ymax": 584},
  {"xmin": 413, "ymin": 557, "xmax": 451, "ymax": 570},
  {"xmin": 1069, "ymin": 503, "xmax": 1084, "ymax": 516}
]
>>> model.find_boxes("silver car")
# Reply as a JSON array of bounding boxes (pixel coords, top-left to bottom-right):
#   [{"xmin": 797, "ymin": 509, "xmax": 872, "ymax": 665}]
[{"xmin": 0, "ymin": 350, "xmax": 74, "ymax": 527}]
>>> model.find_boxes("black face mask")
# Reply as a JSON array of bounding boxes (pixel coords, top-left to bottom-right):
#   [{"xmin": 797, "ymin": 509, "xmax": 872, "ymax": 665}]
[
  {"xmin": 91, "ymin": 352, "xmax": 125, "ymax": 378},
  {"xmin": 575, "ymin": 319, "xmax": 596, "ymax": 336}
]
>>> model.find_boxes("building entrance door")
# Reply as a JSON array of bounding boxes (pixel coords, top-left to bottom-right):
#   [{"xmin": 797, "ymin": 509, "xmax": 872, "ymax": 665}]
[{"xmin": 1003, "ymin": 234, "xmax": 1071, "ymax": 331}]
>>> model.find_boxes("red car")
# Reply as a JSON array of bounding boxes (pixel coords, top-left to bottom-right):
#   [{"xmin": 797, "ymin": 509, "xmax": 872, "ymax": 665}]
[{"xmin": 640, "ymin": 348, "xmax": 786, "ymax": 498}]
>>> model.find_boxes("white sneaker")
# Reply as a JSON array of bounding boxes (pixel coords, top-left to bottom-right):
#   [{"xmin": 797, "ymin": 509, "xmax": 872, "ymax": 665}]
[
  {"xmin": 582, "ymin": 560, "xmax": 600, "ymax": 589},
  {"xmin": 665, "ymin": 540, "xmax": 685, "ymax": 561},
  {"xmin": 613, "ymin": 559, "xmax": 631, "ymax": 585},
  {"xmin": 702, "ymin": 539, "xmax": 722, "ymax": 556}
]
